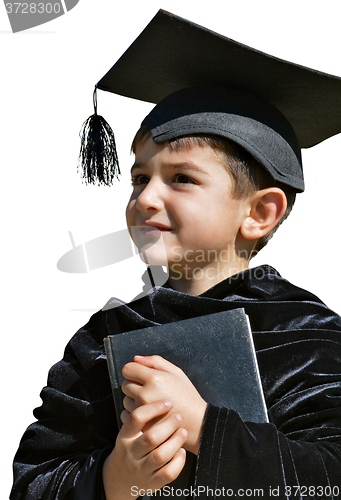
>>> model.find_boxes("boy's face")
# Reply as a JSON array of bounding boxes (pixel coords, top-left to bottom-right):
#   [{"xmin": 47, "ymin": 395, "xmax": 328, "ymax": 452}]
[{"xmin": 126, "ymin": 136, "xmax": 252, "ymax": 284}]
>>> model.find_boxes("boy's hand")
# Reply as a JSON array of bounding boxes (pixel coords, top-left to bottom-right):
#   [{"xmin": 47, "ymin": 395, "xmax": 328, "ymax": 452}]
[
  {"xmin": 102, "ymin": 400, "xmax": 187, "ymax": 500},
  {"xmin": 122, "ymin": 355, "xmax": 207, "ymax": 455}
]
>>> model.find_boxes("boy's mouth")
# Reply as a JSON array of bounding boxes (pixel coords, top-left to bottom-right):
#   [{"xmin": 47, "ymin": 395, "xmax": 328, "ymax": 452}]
[
  {"xmin": 142, "ymin": 222, "xmax": 172, "ymax": 232},
  {"xmin": 130, "ymin": 223, "xmax": 171, "ymax": 253}
]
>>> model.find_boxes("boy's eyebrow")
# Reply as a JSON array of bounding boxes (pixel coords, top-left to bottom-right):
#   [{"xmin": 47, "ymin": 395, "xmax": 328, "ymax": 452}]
[
  {"xmin": 130, "ymin": 162, "xmax": 145, "ymax": 173},
  {"xmin": 168, "ymin": 162, "xmax": 211, "ymax": 175},
  {"xmin": 130, "ymin": 162, "xmax": 211, "ymax": 175}
]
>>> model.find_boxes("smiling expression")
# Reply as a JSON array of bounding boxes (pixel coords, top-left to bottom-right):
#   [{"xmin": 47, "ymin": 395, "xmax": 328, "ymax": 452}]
[{"xmin": 126, "ymin": 136, "xmax": 252, "ymax": 285}]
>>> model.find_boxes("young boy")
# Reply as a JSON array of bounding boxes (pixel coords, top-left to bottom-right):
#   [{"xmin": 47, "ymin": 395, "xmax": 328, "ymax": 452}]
[{"xmin": 11, "ymin": 11, "xmax": 341, "ymax": 500}]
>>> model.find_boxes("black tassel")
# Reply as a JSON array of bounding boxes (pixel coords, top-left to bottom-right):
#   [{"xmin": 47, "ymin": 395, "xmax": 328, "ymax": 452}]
[{"xmin": 77, "ymin": 88, "xmax": 120, "ymax": 186}]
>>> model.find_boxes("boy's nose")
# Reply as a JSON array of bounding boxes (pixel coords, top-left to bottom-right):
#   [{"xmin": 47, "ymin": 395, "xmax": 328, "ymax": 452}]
[{"xmin": 136, "ymin": 179, "xmax": 165, "ymax": 213}]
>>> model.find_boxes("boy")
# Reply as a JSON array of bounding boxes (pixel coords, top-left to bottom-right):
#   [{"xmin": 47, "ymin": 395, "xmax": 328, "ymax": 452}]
[{"xmin": 11, "ymin": 10, "xmax": 341, "ymax": 500}]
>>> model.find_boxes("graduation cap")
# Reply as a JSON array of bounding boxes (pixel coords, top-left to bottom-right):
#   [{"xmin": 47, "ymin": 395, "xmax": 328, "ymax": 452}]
[{"xmin": 78, "ymin": 9, "xmax": 341, "ymax": 192}]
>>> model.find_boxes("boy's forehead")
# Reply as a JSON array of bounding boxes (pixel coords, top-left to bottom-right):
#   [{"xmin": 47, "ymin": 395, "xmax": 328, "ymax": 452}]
[{"xmin": 133, "ymin": 135, "xmax": 224, "ymax": 174}]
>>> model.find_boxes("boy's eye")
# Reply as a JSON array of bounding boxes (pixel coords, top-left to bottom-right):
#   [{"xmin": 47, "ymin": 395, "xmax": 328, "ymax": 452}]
[
  {"xmin": 131, "ymin": 174, "xmax": 149, "ymax": 186},
  {"xmin": 173, "ymin": 174, "xmax": 195, "ymax": 184},
  {"xmin": 131, "ymin": 173, "xmax": 196, "ymax": 186}
]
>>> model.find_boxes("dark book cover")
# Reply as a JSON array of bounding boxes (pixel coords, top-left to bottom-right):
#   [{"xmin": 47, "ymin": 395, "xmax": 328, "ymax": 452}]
[
  {"xmin": 104, "ymin": 308, "xmax": 268, "ymax": 426},
  {"xmin": 104, "ymin": 308, "xmax": 268, "ymax": 495}
]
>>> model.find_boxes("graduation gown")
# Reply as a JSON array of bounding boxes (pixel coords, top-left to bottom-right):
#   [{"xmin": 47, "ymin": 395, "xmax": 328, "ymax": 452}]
[{"xmin": 11, "ymin": 265, "xmax": 341, "ymax": 499}]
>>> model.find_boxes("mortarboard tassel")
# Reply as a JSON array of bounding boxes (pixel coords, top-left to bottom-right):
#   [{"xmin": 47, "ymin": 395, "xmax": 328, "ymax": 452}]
[{"xmin": 77, "ymin": 87, "xmax": 120, "ymax": 186}]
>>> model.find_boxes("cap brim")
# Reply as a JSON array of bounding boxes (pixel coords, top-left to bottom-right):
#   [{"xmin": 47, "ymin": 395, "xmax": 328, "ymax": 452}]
[{"xmin": 97, "ymin": 9, "xmax": 341, "ymax": 149}]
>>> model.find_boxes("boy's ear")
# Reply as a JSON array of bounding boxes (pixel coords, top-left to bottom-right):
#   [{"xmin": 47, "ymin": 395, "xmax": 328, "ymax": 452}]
[{"xmin": 240, "ymin": 188, "xmax": 287, "ymax": 240}]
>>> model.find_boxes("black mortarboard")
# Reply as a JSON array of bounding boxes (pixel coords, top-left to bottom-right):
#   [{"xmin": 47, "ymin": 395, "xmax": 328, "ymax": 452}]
[{"xmin": 79, "ymin": 9, "xmax": 341, "ymax": 192}]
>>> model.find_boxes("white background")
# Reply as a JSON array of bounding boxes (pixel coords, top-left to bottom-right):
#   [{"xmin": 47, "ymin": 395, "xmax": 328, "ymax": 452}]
[{"xmin": 1, "ymin": 1, "xmax": 341, "ymax": 497}]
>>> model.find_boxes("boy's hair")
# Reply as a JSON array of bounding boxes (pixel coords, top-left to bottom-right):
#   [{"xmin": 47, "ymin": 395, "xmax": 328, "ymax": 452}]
[{"xmin": 131, "ymin": 124, "xmax": 296, "ymax": 257}]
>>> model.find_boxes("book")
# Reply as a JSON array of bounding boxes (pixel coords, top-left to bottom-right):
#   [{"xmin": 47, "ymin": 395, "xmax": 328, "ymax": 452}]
[
  {"xmin": 104, "ymin": 308, "xmax": 268, "ymax": 426},
  {"xmin": 104, "ymin": 308, "xmax": 268, "ymax": 494}
]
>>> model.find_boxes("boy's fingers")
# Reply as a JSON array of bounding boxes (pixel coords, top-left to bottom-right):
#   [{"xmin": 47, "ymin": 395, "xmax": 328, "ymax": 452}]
[
  {"xmin": 134, "ymin": 355, "xmax": 178, "ymax": 372},
  {"xmin": 122, "ymin": 377, "xmax": 141, "ymax": 397},
  {"xmin": 122, "ymin": 356, "xmax": 179, "ymax": 384},
  {"xmin": 122, "ymin": 379, "xmax": 144, "ymax": 402},
  {"xmin": 120, "ymin": 409, "xmax": 130, "ymax": 425},
  {"xmin": 147, "ymin": 428, "xmax": 187, "ymax": 468},
  {"xmin": 122, "ymin": 361, "xmax": 148, "ymax": 384},
  {"xmin": 120, "ymin": 400, "xmax": 173, "ymax": 437},
  {"xmin": 152, "ymin": 447, "xmax": 186, "ymax": 484},
  {"xmin": 138, "ymin": 423, "xmax": 187, "ymax": 466},
  {"xmin": 138, "ymin": 414, "xmax": 187, "ymax": 456},
  {"xmin": 123, "ymin": 395, "xmax": 137, "ymax": 413}
]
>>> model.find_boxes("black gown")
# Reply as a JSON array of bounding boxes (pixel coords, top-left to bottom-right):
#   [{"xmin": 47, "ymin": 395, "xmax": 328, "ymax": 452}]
[{"xmin": 11, "ymin": 266, "xmax": 341, "ymax": 499}]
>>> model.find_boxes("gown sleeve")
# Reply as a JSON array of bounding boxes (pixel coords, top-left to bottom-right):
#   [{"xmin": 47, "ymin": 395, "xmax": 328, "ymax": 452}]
[
  {"xmin": 195, "ymin": 325, "xmax": 341, "ymax": 499},
  {"xmin": 10, "ymin": 310, "xmax": 118, "ymax": 500}
]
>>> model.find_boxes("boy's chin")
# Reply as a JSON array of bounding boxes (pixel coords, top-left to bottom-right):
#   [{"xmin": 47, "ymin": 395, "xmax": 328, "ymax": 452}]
[
  {"xmin": 131, "ymin": 229, "xmax": 169, "ymax": 267},
  {"xmin": 137, "ymin": 244, "xmax": 169, "ymax": 267}
]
